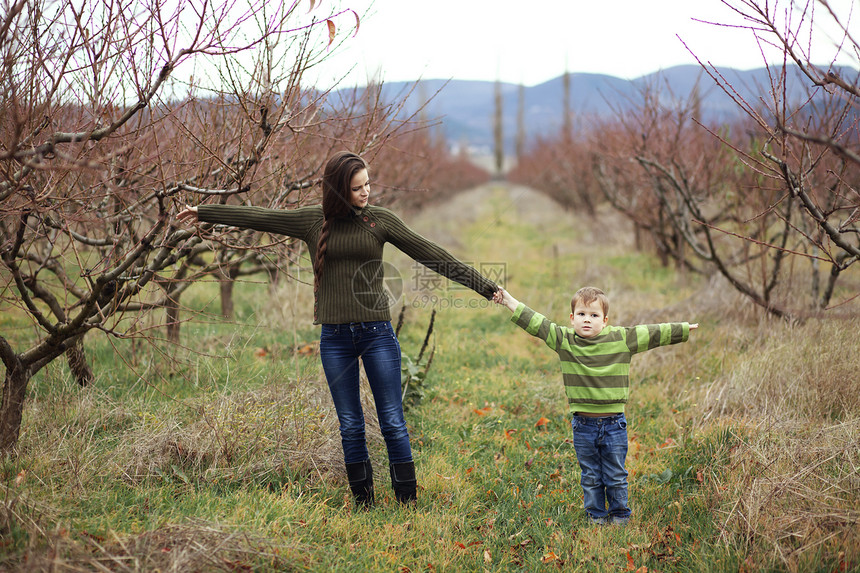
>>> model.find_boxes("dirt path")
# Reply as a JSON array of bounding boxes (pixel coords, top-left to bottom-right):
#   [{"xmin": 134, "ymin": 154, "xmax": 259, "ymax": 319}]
[{"xmin": 403, "ymin": 180, "xmax": 578, "ymax": 247}]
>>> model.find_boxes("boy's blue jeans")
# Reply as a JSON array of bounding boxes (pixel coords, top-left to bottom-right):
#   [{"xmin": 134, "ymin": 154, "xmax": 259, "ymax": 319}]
[
  {"xmin": 571, "ymin": 413, "xmax": 632, "ymax": 521},
  {"xmin": 319, "ymin": 321, "xmax": 413, "ymax": 465}
]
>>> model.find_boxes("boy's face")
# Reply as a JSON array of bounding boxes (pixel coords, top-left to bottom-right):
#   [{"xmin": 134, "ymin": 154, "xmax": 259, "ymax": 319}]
[{"xmin": 570, "ymin": 299, "xmax": 608, "ymax": 338}]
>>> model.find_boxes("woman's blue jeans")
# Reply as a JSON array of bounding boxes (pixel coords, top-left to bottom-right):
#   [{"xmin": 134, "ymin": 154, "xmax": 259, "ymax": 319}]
[
  {"xmin": 571, "ymin": 413, "xmax": 632, "ymax": 521},
  {"xmin": 319, "ymin": 321, "xmax": 413, "ymax": 465}
]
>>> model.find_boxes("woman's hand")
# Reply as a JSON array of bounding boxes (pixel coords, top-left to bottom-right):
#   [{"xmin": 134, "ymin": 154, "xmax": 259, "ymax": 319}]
[{"xmin": 176, "ymin": 205, "xmax": 199, "ymax": 224}]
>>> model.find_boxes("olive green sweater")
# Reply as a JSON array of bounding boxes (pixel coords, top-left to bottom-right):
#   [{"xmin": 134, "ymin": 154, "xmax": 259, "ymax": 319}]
[
  {"xmin": 511, "ymin": 303, "xmax": 691, "ymax": 414},
  {"xmin": 197, "ymin": 204, "xmax": 498, "ymax": 324}
]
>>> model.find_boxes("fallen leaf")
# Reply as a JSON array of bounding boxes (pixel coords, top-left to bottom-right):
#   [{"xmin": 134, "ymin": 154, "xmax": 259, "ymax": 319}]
[
  {"xmin": 483, "ymin": 549, "xmax": 492, "ymax": 563},
  {"xmin": 541, "ymin": 551, "xmax": 558, "ymax": 563},
  {"xmin": 14, "ymin": 470, "xmax": 25, "ymax": 487},
  {"xmin": 535, "ymin": 416, "xmax": 550, "ymax": 427},
  {"xmin": 295, "ymin": 342, "xmax": 318, "ymax": 356},
  {"xmin": 626, "ymin": 552, "xmax": 636, "ymax": 571}
]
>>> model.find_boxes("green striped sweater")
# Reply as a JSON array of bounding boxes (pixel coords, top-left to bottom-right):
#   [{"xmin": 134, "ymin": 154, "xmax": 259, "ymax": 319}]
[
  {"xmin": 511, "ymin": 303, "xmax": 690, "ymax": 414},
  {"xmin": 197, "ymin": 203, "xmax": 498, "ymax": 324}
]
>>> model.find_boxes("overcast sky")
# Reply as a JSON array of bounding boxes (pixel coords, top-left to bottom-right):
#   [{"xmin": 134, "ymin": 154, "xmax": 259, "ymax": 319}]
[{"xmin": 306, "ymin": 0, "xmax": 855, "ymax": 87}]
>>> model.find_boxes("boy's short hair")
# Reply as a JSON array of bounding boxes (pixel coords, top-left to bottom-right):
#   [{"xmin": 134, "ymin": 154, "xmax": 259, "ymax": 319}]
[{"xmin": 571, "ymin": 286, "xmax": 610, "ymax": 316}]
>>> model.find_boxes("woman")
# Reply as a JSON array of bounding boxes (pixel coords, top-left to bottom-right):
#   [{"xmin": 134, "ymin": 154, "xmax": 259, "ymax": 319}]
[{"xmin": 177, "ymin": 151, "xmax": 498, "ymax": 506}]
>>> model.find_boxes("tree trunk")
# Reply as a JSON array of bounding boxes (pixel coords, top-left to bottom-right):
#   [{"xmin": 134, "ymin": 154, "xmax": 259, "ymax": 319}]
[
  {"xmin": 220, "ymin": 273, "xmax": 236, "ymax": 319},
  {"xmin": 0, "ymin": 356, "xmax": 30, "ymax": 453},
  {"xmin": 165, "ymin": 295, "xmax": 181, "ymax": 345},
  {"xmin": 161, "ymin": 266, "xmax": 191, "ymax": 345},
  {"xmin": 66, "ymin": 337, "xmax": 94, "ymax": 387},
  {"xmin": 219, "ymin": 262, "xmax": 242, "ymax": 320}
]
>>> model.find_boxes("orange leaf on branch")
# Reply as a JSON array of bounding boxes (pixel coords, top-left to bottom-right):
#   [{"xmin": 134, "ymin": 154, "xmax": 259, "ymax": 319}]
[{"xmin": 326, "ymin": 19, "xmax": 336, "ymax": 46}]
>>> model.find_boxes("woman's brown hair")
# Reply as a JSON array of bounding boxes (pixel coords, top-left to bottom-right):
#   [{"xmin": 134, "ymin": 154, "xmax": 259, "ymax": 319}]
[{"xmin": 313, "ymin": 151, "xmax": 368, "ymax": 293}]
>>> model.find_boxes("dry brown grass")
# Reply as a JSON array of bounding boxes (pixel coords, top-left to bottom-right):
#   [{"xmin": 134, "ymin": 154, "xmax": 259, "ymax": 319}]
[
  {"xmin": 119, "ymin": 377, "xmax": 381, "ymax": 487},
  {"xmin": 694, "ymin": 316, "xmax": 860, "ymax": 571},
  {"xmin": 707, "ymin": 419, "xmax": 859, "ymax": 572},
  {"xmin": 703, "ymin": 320, "xmax": 860, "ymax": 422},
  {"xmin": 7, "ymin": 519, "xmax": 310, "ymax": 572}
]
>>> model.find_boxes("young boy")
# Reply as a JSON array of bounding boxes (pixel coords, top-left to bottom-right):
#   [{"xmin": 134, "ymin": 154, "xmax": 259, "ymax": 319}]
[{"xmin": 493, "ymin": 286, "xmax": 698, "ymax": 525}]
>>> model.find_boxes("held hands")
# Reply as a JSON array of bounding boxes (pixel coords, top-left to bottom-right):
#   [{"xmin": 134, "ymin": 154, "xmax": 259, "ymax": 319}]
[
  {"xmin": 176, "ymin": 205, "xmax": 199, "ymax": 225},
  {"xmin": 493, "ymin": 287, "xmax": 519, "ymax": 312}
]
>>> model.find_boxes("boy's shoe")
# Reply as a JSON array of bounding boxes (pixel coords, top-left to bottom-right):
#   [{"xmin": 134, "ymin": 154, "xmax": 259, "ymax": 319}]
[
  {"xmin": 588, "ymin": 515, "xmax": 609, "ymax": 526},
  {"xmin": 610, "ymin": 515, "xmax": 630, "ymax": 526}
]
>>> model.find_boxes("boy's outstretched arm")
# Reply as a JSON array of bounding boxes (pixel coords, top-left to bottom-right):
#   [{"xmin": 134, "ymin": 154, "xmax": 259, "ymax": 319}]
[{"xmin": 493, "ymin": 287, "xmax": 520, "ymax": 313}]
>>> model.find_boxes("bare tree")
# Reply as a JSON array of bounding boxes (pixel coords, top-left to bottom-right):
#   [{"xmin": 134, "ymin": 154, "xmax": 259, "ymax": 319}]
[
  {"xmin": 591, "ymin": 66, "xmax": 858, "ymax": 318},
  {"xmin": 493, "ymin": 78, "xmax": 504, "ymax": 176},
  {"xmin": 684, "ymin": 0, "xmax": 860, "ymax": 315},
  {"xmin": 515, "ymin": 0, "xmax": 859, "ymax": 319},
  {"xmin": 0, "ymin": 0, "xmax": 444, "ymax": 453},
  {"xmin": 507, "ymin": 131, "xmax": 598, "ymax": 216}
]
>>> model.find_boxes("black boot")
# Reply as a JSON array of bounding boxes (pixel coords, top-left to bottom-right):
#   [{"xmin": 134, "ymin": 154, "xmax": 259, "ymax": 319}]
[
  {"xmin": 389, "ymin": 461, "xmax": 417, "ymax": 504},
  {"xmin": 345, "ymin": 459, "xmax": 374, "ymax": 507}
]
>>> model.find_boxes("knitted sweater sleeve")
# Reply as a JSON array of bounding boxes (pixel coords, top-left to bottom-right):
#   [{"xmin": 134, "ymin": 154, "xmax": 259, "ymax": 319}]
[
  {"xmin": 196, "ymin": 205, "xmax": 320, "ymax": 241},
  {"xmin": 373, "ymin": 207, "xmax": 498, "ymax": 299}
]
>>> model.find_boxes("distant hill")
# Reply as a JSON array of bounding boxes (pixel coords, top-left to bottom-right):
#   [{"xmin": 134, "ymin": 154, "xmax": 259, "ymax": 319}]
[{"xmin": 335, "ymin": 65, "xmax": 857, "ymax": 154}]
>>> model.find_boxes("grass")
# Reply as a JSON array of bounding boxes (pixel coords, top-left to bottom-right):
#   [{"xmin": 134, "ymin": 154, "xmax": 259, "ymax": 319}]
[{"xmin": 1, "ymin": 182, "xmax": 859, "ymax": 572}]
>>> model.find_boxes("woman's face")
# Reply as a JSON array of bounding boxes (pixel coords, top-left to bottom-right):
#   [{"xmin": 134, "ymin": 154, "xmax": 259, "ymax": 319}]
[{"xmin": 349, "ymin": 168, "xmax": 370, "ymax": 208}]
